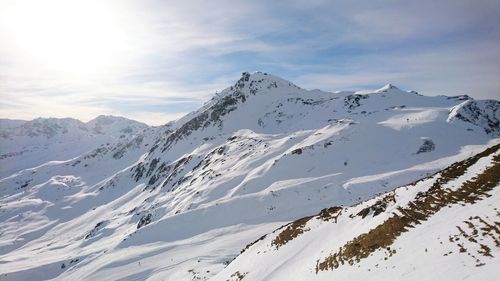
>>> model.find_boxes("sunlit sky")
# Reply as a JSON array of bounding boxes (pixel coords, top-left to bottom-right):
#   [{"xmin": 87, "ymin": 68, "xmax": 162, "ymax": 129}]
[{"xmin": 0, "ymin": 0, "xmax": 498, "ymax": 125}]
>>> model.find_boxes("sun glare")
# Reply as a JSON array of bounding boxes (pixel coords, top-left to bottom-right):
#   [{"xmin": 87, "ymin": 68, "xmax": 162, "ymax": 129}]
[{"xmin": 1, "ymin": 0, "xmax": 128, "ymax": 78}]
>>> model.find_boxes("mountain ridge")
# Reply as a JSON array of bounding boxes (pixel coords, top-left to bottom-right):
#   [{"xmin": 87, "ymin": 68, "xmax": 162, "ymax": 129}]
[
  {"xmin": 0, "ymin": 72, "xmax": 498, "ymax": 281},
  {"xmin": 0, "ymin": 115, "xmax": 148, "ymax": 178}
]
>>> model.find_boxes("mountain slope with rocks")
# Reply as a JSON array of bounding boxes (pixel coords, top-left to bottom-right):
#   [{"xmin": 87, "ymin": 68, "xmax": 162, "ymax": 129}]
[
  {"xmin": 213, "ymin": 143, "xmax": 500, "ymax": 281},
  {"xmin": 0, "ymin": 72, "xmax": 498, "ymax": 281}
]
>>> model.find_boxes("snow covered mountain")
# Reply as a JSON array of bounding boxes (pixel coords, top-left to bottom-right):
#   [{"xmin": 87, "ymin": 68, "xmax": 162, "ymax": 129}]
[
  {"xmin": 214, "ymin": 143, "xmax": 500, "ymax": 281},
  {"xmin": 0, "ymin": 116, "xmax": 148, "ymax": 178},
  {"xmin": 0, "ymin": 72, "xmax": 498, "ymax": 281}
]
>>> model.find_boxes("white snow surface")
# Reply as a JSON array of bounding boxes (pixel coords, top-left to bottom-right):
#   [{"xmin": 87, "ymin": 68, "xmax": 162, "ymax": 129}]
[{"xmin": 0, "ymin": 72, "xmax": 498, "ymax": 280}]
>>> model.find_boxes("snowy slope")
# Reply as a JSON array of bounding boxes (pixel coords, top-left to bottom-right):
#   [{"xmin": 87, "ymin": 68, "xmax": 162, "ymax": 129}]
[
  {"xmin": 0, "ymin": 116, "xmax": 148, "ymax": 178},
  {"xmin": 213, "ymin": 143, "xmax": 500, "ymax": 281},
  {"xmin": 0, "ymin": 72, "xmax": 498, "ymax": 281}
]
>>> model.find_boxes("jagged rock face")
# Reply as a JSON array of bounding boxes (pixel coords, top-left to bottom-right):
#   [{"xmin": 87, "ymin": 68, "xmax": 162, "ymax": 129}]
[
  {"xmin": 448, "ymin": 100, "xmax": 500, "ymax": 135},
  {"xmin": 0, "ymin": 72, "xmax": 498, "ymax": 281}
]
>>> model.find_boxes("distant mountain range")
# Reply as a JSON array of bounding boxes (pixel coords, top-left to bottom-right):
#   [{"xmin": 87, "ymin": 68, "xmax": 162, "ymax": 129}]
[
  {"xmin": 0, "ymin": 72, "xmax": 498, "ymax": 281},
  {"xmin": 0, "ymin": 115, "xmax": 147, "ymax": 178}
]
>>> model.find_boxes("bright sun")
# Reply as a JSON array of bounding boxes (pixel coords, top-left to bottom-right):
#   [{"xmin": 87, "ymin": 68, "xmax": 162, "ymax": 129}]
[{"xmin": 1, "ymin": 0, "xmax": 128, "ymax": 78}]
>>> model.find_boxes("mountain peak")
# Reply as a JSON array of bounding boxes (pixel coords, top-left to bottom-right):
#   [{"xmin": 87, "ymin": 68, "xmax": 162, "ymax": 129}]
[
  {"xmin": 87, "ymin": 115, "xmax": 148, "ymax": 128},
  {"xmin": 376, "ymin": 83, "xmax": 401, "ymax": 92},
  {"xmin": 230, "ymin": 71, "xmax": 301, "ymax": 96},
  {"xmin": 236, "ymin": 71, "xmax": 282, "ymax": 85},
  {"xmin": 89, "ymin": 115, "xmax": 128, "ymax": 123}
]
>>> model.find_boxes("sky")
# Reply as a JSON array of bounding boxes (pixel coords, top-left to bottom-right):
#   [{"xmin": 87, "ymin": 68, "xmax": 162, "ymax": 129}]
[{"xmin": 0, "ymin": 0, "xmax": 499, "ymax": 125}]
